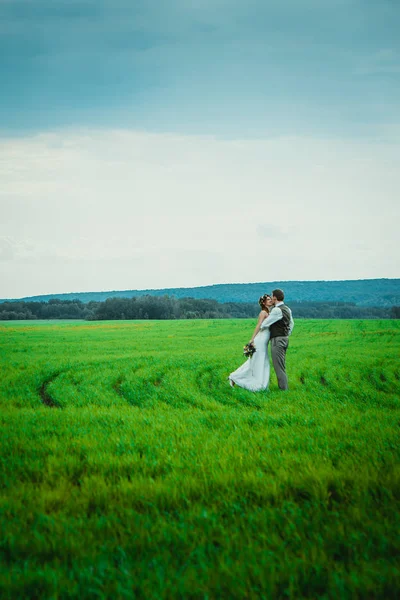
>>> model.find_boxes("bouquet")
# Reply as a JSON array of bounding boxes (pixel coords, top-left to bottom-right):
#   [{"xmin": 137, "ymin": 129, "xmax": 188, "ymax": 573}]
[{"xmin": 243, "ymin": 342, "xmax": 256, "ymax": 358}]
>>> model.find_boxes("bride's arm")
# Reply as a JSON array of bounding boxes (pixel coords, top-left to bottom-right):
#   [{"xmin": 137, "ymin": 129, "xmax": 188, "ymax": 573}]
[{"xmin": 249, "ymin": 311, "xmax": 268, "ymax": 344}]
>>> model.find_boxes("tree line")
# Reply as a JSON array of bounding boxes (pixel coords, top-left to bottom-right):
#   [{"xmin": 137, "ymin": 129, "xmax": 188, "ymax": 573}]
[
  {"xmin": 0, "ymin": 296, "xmax": 399, "ymax": 321},
  {"xmin": 12, "ymin": 278, "xmax": 400, "ymax": 307}
]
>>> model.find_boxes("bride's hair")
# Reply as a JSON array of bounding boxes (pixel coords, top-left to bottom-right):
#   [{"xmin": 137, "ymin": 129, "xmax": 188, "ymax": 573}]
[{"xmin": 258, "ymin": 294, "xmax": 271, "ymax": 312}]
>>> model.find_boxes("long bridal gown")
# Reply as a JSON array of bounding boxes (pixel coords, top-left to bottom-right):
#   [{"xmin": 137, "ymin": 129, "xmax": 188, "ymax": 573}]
[{"xmin": 229, "ymin": 327, "xmax": 270, "ymax": 392}]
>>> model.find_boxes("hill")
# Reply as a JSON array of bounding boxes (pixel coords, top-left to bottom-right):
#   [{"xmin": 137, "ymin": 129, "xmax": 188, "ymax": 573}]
[{"xmin": 2, "ymin": 278, "xmax": 399, "ymax": 307}]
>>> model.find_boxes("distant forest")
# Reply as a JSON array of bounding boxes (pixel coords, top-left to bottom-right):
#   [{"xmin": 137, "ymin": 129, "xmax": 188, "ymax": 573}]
[
  {"xmin": 5, "ymin": 278, "xmax": 399, "ymax": 307},
  {"xmin": 1, "ymin": 296, "xmax": 399, "ymax": 321}
]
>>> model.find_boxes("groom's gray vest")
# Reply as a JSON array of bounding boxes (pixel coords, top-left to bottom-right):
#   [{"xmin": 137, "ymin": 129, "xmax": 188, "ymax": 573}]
[{"xmin": 270, "ymin": 305, "xmax": 291, "ymax": 339}]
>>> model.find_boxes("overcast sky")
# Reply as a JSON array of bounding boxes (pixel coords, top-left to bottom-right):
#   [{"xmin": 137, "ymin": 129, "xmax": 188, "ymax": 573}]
[{"xmin": 1, "ymin": 0, "xmax": 399, "ymax": 298}]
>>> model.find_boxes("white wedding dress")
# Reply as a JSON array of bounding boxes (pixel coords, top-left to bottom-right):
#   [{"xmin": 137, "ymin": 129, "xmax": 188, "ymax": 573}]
[{"xmin": 229, "ymin": 327, "xmax": 270, "ymax": 392}]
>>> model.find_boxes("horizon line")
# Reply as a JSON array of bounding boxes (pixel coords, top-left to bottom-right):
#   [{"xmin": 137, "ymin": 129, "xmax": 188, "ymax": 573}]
[{"xmin": 2, "ymin": 277, "xmax": 399, "ymax": 302}]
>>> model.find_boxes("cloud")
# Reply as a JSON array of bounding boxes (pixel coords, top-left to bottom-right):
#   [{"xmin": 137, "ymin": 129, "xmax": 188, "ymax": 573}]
[
  {"xmin": 0, "ymin": 237, "xmax": 16, "ymax": 261},
  {"xmin": 0, "ymin": 127, "xmax": 399, "ymax": 298},
  {"xmin": 0, "ymin": 236, "xmax": 58, "ymax": 262},
  {"xmin": 257, "ymin": 225, "xmax": 287, "ymax": 239}
]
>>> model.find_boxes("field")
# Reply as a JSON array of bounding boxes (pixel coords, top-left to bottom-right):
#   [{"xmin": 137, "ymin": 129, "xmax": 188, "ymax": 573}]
[{"xmin": 0, "ymin": 318, "xmax": 399, "ymax": 599}]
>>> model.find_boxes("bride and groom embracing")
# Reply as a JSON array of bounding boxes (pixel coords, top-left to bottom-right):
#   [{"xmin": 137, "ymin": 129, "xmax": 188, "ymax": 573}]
[{"xmin": 229, "ymin": 289, "xmax": 294, "ymax": 392}]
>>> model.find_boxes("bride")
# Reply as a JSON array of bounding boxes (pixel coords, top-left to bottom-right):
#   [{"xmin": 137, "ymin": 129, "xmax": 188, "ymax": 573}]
[{"xmin": 228, "ymin": 294, "xmax": 273, "ymax": 392}]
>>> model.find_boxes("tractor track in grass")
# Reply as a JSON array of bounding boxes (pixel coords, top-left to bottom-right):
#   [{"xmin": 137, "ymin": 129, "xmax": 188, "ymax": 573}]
[
  {"xmin": 39, "ymin": 373, "xmax": 62, "ymax": 408},
  {"xmin": 39, "ymin": 357, "xmax": 146, "ymax": 408}
]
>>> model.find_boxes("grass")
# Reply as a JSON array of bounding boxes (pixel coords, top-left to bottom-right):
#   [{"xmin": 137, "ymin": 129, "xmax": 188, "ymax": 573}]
[{"xmin": 0, "ymin": 318, "xmax": 399, "ymax": 599}]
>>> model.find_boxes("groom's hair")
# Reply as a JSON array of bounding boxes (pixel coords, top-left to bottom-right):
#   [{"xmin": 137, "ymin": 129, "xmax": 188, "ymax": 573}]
[{"xmin": 272, "ymin": 289, "xmax": 284, "ymax": 301}]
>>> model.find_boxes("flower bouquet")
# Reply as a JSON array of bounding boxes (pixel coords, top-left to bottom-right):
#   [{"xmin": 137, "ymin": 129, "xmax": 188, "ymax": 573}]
[{"xmin": 243, "ymin": 342, "xmax": 256, "ymax": 358}]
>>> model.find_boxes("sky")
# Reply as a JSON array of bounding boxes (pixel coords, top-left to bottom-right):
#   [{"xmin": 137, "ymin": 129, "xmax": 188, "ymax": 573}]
[{"xmin": 1, "ymin": 0, "xmax": 399, "ymax": 298}]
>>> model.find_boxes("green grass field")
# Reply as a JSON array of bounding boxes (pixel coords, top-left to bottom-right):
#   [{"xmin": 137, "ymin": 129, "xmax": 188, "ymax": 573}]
[{"xmin": 1, "ymin": 319, "xmax": 399, "ymax": 599}]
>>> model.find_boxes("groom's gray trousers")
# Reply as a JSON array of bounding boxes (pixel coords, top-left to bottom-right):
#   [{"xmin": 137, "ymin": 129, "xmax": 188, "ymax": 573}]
[{"xmin": 271, "ymin": 336, "xmax": 289, "ymax": 390}]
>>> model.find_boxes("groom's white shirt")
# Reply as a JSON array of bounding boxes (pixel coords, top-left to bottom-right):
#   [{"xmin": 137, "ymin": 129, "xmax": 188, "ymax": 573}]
[{"xmin": 260, "ymin": 301, "xmax": 294, "ymax": 335}]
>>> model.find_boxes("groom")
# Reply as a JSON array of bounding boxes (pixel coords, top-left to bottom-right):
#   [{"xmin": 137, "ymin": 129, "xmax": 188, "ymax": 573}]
[{"xmin": 260, "ymin": 289, "xmax": 294, "ymax": 390}]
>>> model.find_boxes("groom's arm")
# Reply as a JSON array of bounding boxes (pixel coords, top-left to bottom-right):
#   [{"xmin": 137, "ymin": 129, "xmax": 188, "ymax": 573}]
[
  {"xmin": 260, "ymin": 307, "xmax": 282, "ymax": 329},
  {"xmin": 288, "ymin": 309, "xmax": 294, "ymax": 336}
]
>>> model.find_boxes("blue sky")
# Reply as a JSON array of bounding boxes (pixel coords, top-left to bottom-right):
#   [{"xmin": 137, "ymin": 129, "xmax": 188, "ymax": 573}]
[
  {"xmin": 2, "ymin": 0, "xmax": 399, "ymax": 137},
  {"xmin": 0, "ymin": 0, "xmax": 399, "ymax": 297}
]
